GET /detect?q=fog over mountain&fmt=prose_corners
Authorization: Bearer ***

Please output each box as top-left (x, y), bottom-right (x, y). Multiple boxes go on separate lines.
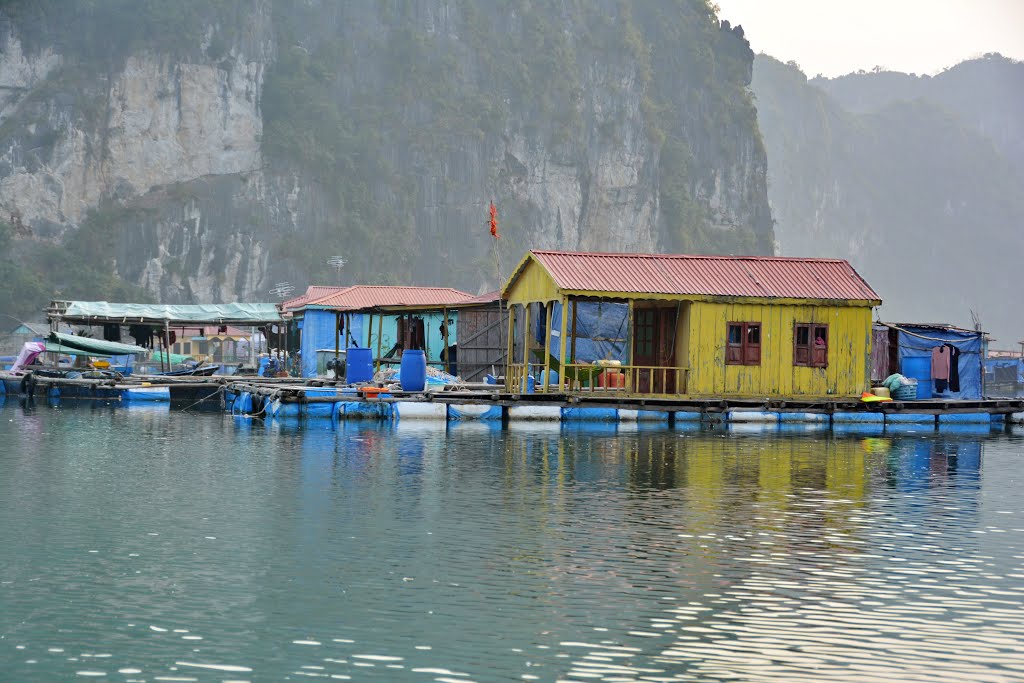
top-left (753, 53), bottom-right (1024, 345)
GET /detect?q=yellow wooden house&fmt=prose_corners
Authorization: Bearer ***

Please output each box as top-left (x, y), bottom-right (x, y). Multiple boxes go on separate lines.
top-left (501, 250), bottom-right (882, 398)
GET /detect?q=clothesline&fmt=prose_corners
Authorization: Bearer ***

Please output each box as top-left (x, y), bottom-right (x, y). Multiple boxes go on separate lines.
top-left (878, 322), bottom-right (981, 345)
top-left (901, 342), bottom-right (979, 355)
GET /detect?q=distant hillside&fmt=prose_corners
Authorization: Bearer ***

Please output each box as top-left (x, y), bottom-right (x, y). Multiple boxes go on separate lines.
top-left (753, 55), bottom-right (1024, 345)
top-left (814, 54), bottom-right (1024, 174)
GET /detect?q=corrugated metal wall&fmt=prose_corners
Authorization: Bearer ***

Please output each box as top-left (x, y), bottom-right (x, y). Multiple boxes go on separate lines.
top-left (686, 303), bottom-right (873, 397)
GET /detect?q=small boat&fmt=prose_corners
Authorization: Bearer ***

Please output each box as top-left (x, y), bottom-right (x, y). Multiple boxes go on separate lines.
top-left (161, 365), bottom-right (219, 377)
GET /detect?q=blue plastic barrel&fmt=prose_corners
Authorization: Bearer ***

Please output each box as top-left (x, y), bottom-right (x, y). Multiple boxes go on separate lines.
top-left (346, 347), bottom-right (374, 384)
top-left (901, 356), bottom-right (932, 399)
top-left (400, 349), bottom-right (427, 392)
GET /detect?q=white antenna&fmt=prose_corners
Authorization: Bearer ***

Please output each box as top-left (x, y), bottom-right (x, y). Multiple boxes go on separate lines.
top-left (270, 282), bottom-right (294, 299)
top-left (327, 256), bottom-right (346, 283)
top-left (970, 309), bottom-right (982, 332)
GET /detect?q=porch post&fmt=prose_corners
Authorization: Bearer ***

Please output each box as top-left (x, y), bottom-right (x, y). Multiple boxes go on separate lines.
top-left (505, 304), bottom-right (515, 392)
top-left (558, 296), bottom-right (569, 392)
top-left (375, 314), bottom-right (383, 373)
top-left (334, 312), bottom-right (340, 369)
top-left (163, 321), bottom-right (171, 372)
top-left (626, 299), bottom-right (635, 393)
top-left (542, 302), bottom-right (553, 393)
top-left (570, 299), bottom-right (578, 363)
top-left (522, 304), bottom-right (531, 392)
top-left (441, 306), bottom-right (450, 374)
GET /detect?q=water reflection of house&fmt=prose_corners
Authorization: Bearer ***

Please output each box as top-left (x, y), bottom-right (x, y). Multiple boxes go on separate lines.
top-left (502, 250), bottom-right (881, 398)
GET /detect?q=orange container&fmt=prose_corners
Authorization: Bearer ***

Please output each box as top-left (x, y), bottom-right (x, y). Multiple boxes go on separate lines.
top-left (596, 369), bottom-right (625, 389)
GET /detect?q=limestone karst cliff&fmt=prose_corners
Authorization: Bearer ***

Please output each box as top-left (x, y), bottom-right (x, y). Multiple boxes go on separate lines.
top-left (0, 0), bottom-right (772, 316)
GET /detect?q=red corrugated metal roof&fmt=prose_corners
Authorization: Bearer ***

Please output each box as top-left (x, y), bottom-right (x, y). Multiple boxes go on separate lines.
top-left (282, 286), bottom-right (349, 311)
top-left (304, 285), bottom-right (476, 311)
top-left (462, 290), bottom-right (502, 305)
top-left (525, 250), bottom-right (881, 302)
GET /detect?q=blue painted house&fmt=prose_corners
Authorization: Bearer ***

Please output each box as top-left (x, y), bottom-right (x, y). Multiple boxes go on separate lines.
top-left (282, 285), bottom-right (477, 378)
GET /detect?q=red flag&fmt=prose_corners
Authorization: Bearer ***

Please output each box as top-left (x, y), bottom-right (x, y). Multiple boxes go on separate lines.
top-left (489, 202), bottom-right (499, 239)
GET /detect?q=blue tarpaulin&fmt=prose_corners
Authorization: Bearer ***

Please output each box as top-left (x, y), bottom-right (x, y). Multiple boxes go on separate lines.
top-left (548, 301), bottom-right (629, 362)
top-left (984, 358), bottom-right (1024, 397)
top-left (299, 310), bottom-right (365, 378)
top-left (895, 325), bottom-right (984, 400)
top-left (297, 309), bottom-right (456, 378)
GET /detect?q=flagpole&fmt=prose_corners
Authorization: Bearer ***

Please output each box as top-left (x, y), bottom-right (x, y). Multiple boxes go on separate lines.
top-left (489, 201), bottom-right (503, 381)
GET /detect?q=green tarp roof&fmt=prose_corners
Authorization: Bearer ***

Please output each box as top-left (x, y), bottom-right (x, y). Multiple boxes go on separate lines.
top-left (149, 350), bottom-right (194, 365)
top-left (55, 301), bottom-right (282, 325)
top-left (48, 332), bottom-right (148, 356)
top-left (44, 342), bottom-right (114, 358)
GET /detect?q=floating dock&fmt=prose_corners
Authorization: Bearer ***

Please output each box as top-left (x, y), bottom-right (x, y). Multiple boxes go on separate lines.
top-left (2, 372), bottom-right (1022, 428)
top-left (224, 379), bottom-right (1024, 429)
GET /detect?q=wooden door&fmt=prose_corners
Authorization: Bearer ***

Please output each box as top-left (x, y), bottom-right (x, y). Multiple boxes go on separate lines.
top-left (633, 307), bottom-right (678, 393)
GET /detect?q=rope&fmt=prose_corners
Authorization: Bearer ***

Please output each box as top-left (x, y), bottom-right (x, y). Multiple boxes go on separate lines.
top-left (879, 322), bottom-right (981, 345)
top-left (177, 385), bottom-right (224, 412)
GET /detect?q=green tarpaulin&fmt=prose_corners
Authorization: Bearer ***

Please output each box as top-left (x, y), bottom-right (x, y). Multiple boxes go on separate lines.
top-left (48, 332), bottom-right (148, 356)
top-left (58, 301), bottom-right (282, 324)
top-left (44, 342), bottom-right (114, 358)
top-left (150, 351), bottom-right (194, 365)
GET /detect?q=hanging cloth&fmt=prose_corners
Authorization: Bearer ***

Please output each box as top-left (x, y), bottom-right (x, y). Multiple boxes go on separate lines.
top-left (931, 346), bottom-right (950, 392)
top-left (946, 343), bottom-right (961, 393)
top-left (128, 324), bottom-right (152, 349)
top-left (103, 324), bottom-right (121, 342)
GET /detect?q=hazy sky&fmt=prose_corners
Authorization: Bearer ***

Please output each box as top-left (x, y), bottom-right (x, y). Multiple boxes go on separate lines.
top-left (714, 0), bottom-right (1024, 77)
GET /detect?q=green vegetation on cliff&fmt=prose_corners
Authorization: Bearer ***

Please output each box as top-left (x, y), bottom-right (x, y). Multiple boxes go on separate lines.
top-left (0, 0), bottom-right (773, 321)
top-left (259, 0), bottom-right (772, 285)
top-left (0, 205), bottom-right (151, 321)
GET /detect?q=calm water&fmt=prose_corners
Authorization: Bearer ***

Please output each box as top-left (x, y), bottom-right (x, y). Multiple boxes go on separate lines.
top-left (2, 403), bottom-right (1024, 682)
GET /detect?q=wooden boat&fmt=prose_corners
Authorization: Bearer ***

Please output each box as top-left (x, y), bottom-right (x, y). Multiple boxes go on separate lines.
top-left (161, 364), bottom-right (219, 377)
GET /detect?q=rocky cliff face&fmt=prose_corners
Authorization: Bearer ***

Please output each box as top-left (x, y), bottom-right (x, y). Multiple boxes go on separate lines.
top-left (0, 0), bottom-right (772, 310)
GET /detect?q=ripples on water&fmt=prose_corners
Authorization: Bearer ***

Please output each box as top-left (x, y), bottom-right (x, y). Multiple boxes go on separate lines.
top-left (0, 404), bottom-right (1023, 681)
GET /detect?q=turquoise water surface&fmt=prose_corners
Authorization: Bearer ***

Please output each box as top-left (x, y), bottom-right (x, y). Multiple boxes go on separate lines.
top-left (2, 403), bottom-right (1023, 682)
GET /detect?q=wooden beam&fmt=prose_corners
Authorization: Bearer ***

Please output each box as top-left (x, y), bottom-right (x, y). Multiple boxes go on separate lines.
top-left (522, 304), bottom-right (531, 393)
top-left (626, 299), bottom-right (634, 393)
top-left (334, 312), bottom-right (340, 370)
top-left (558, 295), bottom-right (569, 392)
top-left (505, 305), bottom-right (515, 392)
top-left (570, 299), bottom-right (578, 363)
top-left (441, 306), bottom-right (450, 374)
top-left (375, 313), bottom-right (383, 373)
top-left (542, 302), bottom-right (553, 393)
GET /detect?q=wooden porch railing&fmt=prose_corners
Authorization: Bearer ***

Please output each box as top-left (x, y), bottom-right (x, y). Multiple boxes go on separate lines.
top-left (506, 362), bottom-right (688, 397)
